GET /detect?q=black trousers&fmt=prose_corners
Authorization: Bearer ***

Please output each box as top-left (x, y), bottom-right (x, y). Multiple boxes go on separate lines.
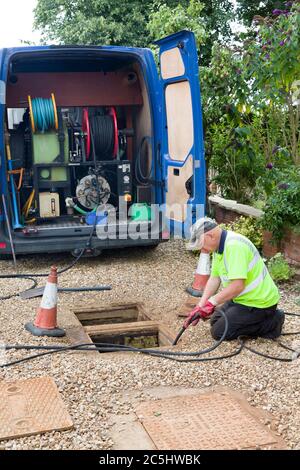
top-left (210, 301), bottom-right (284, 341)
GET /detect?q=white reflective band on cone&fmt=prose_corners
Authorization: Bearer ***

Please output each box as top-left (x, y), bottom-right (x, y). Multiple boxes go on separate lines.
top-left (40, 282), bottom-right (58, 309)
top-left (196, 252), bottom-right (211, 275)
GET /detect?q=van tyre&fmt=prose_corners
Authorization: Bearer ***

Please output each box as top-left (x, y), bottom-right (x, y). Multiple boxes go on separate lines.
top-left (71, 248), bottom-right (102, 258)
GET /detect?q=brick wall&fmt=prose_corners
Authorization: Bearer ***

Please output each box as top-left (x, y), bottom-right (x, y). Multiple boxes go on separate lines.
top-left (212, 206), bottom-right (241, 225)
top-left (210, 196), bottom-right (300, 265)
top-left (209, 196), bottom-right (263, 223)
top-left (282, 229), bottom-right (300, 265)
top-left (262, 231), bottom-right (280, 258)
top-left (262, 229), bottom-right (300, 264)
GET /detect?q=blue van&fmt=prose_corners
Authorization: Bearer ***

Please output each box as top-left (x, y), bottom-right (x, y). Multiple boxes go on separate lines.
top-left (0, 30), bottom-right (205, 257)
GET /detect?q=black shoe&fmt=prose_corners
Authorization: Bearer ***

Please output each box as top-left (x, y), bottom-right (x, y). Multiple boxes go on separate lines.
top-left (262, 309), bottom-right (285, 339)
top-left (277, 309), bottom-right (285, 335)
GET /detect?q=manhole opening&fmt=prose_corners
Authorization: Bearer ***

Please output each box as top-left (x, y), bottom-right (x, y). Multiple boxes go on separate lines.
top-left (88, 323), bottom-right (175, 353)
top-left (90, 329), bottom-right (160, 351)
top-left (73, 303), bottom-right (176, 353)
top-left (74, 303), bottom-right (149, 326)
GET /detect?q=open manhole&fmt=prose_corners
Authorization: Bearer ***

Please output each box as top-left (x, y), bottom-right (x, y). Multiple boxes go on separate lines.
top-left (74, 303), bottom-right (150, 326)
top-left (89, 323), bottom-right (175, 351)
top-left (73, 303), bottom-right (176, 352)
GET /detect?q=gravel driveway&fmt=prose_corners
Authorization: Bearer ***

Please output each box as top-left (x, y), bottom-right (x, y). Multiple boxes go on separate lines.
top-left (0, 240), bottom-right (299, 450)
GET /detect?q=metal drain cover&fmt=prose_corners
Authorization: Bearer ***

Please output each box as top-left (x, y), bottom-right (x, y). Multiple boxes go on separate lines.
top-left (135, 392), bottom-right (285, 450)
top-left (0, 376), bottom-right (73, 440)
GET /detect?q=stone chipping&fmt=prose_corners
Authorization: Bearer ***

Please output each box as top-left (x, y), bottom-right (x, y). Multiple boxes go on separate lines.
top-left (0, 240), bottom-right (299, 450)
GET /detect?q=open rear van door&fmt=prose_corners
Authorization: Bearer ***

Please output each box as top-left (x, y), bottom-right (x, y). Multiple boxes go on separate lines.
top-left (155, 30), bottom-right (206, 236)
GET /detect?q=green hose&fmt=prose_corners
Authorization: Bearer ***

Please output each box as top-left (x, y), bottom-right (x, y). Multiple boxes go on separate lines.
top-left (73, 204), bottom-right (97, 215)
top-left (31, 97), bottom-right (55, 132)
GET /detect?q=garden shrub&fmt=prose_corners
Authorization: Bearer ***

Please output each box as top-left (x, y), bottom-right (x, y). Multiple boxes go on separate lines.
top-left (267, 253), bottom-right (295, 282)
top-left (221, 216), bottom-right (263, 250)
top-left (261, 167), bottom-right (300, 241)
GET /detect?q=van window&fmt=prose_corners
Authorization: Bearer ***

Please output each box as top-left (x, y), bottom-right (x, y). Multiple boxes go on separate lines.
top-left (160, 48), bottom-right (185, 79)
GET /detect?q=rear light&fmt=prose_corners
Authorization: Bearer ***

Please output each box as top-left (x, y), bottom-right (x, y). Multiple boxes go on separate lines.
top-left (0, 243), bottom-right (7, 249)
top-left (124, 194), bottom-right (132, 202)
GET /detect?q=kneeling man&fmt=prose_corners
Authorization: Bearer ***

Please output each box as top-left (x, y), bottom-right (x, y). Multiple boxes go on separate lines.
top-left (185, 218), bottom-right (284, 340)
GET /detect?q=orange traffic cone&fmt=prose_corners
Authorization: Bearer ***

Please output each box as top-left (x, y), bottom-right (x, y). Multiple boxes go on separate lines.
top-left (25, 266), bottom-right (65, 337)
top-left (186, 251), bottom-right (210, 297)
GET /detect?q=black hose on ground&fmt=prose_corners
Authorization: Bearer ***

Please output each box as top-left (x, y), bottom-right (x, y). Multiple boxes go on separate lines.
top-left (2, 311), bottom-right (300, 368)
top-left (0, 214), bottom-right (97, 283)
top-left (0, 277), bottom-right (37, 301)
top-left (238, 337), bottom-right (300, 363)
top-left (0, 343), bottom-right (245, 369)
top-left (0, 234), bottom-right (92, 300)
top-left (0, 310), bottom-right (232, 368)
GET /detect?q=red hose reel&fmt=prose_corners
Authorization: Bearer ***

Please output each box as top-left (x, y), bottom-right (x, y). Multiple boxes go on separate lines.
top-left (82, 108), bottom-right (91, 158)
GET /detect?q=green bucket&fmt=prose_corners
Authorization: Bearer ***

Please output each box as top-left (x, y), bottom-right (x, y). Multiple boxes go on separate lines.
top-left (129, 203), bottom-right (151, 221)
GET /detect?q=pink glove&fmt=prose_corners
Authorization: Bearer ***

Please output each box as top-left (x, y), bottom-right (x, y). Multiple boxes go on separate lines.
top-left (183, 301), bottom-right (216, 329)
top-left (199, 300), bottom-right (216, 319)
top-left (183, 306), bottom-right (203, 328)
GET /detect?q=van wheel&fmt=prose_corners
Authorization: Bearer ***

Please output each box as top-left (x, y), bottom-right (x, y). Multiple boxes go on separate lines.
top-left (71, 248), bottom-right (102, 258)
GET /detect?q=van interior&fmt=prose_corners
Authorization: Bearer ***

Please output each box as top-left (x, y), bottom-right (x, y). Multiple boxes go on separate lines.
top-left (4, 49), bottom-right (154, 234)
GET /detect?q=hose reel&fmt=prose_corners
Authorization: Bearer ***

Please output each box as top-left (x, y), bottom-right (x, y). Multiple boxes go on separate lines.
top-left (28, 93), bottom-right (58, 133)
top-left (82, 108), bottom-right (91, 158)
top-left (88, 107), bottom-right (118, 160)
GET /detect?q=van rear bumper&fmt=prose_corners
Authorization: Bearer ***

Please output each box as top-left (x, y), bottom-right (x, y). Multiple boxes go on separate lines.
top-left (0, 221), bottom-right (167, 255)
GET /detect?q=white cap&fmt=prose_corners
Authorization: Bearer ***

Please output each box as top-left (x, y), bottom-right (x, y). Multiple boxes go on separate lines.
top-left (187, 217), bottom-right (217, 250)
